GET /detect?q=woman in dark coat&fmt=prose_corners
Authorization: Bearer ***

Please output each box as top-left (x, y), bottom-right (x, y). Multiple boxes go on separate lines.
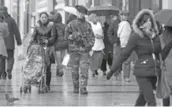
top-left (107, 9), bottom-right (164, 106)
top-left (30, 12), bottom-right (56, 91)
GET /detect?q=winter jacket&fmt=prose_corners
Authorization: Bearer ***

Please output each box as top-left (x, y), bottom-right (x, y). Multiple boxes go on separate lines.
top-left (30, 21), bottom-right (56, 64)
top-left (31, 22), bottom-right (56, 46)
top-left (4, 14), bottom-right (22, 50)
top-left (65, 18), bottom-right (94, 53)
top-left (0, 22), bottom-right (9, 57)
top-left (111, 9), bottom-right (163, 77)
top-left (52, 13), bottom-right (67, 50)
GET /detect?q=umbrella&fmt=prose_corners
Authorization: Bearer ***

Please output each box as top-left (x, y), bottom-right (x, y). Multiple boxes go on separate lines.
top-left (88, 6), bottom-right (119, 16)
top-left (56, 6), bottom-right (78, 16)
top-left (155, 9), bottom-right (172, 26)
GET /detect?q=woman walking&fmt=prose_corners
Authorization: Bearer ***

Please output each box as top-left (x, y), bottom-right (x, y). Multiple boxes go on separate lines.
top-left (88, 13), bottom-right (104, 77)
top-left (30, 12), bottom-right (56, 91)
top-left (107, 9), bottom-right (163, 106)
top-left (0, 12), bottom-right (9, 79)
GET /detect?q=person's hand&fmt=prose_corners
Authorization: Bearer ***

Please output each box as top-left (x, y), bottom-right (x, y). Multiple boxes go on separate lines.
top-left (43, 39), bottom-right (48, 44)
top-left (68, 34), bottom-right (73, 40)
top-left (106, 70), bottom-right (114, 80)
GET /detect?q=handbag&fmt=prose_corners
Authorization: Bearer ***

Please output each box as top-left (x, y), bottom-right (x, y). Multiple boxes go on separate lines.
top-left (156, 52), bottom-right (171, 99)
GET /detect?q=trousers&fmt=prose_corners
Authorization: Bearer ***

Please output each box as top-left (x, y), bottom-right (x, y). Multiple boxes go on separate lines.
top-left (69, 52), bottom-right (90, 89)
top-left (135, 76), bottom-right (157, 106)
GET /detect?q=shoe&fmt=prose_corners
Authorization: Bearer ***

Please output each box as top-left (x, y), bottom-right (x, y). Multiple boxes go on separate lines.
top-left (106, 71), bottom-right (113, 80)
top-left (56, 69), bottom-right (63, 77)
top-left (73, 87), bottom-right (79, 93)
top-left (124, 78), bottom-right (131, 82)
top-left (94, 70), bottom-right (98, 76)
top-left (80, 88), bottom-right (88, 94)
top-left (2, 72), bottom-right (7, 80)
top-left (8, 72), bottom-right (12, 79)
top-left (92, 73), bottom-right (95, 77)
top-left (103, 72), bottom-right (106, 75)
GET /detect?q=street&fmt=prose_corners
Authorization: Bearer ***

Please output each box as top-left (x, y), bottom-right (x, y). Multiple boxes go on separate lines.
top-left (0, 60), bottom-right (163, 106)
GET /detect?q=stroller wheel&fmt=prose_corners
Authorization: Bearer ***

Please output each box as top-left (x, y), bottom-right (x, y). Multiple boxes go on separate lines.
top-left (20, 87), bottom-right (23, 93)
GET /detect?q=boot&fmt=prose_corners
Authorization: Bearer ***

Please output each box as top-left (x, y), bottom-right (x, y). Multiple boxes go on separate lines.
top-left (73, 86), bottom-right (79, 93)
top-left (2, 71), bottom-right (7, 80)
top-left (56, 69), bottom-right (63, 77)
top-left (7, 70), bottom-right (12, 79)
top-left (80, 88), bottom-right (88, 94)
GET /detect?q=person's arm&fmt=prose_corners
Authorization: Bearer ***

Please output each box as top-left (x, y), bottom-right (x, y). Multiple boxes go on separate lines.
top-left (84, 23), bottom-right (95, 51)
top-left (47, 25), bottom-right (57, 46)
top-left (65, 22), bottom-right (74, 40)
top-left (4, 23), bottom-right (9, 38)
top-left (12, 19), bottom-right (22, 45)
top-left (107, 33), bottom-right (138, 79)
top-left (30, 28), bottom-right (37, 44)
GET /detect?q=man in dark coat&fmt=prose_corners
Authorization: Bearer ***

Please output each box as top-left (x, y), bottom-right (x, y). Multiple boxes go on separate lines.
top-left (65, 5), bottom-right (94, 94)
top-left (0, 6), bottom-right (22, 79)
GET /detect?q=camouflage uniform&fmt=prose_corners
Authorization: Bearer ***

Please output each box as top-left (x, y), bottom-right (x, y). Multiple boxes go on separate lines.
top-left (65, 19), bottom-right (94, 92)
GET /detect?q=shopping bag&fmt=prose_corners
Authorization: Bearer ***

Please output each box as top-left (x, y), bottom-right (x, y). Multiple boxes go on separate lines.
top-left (62, 53), bottom-right (70, 66)
top-left (156, 54), bottom-right (171, 99)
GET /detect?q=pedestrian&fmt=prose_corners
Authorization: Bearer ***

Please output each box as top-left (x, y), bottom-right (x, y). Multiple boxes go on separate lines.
top-left (30, 12), bottom-right (56, 91)
top-left (0, 12), bottom-right (9, 79)
top-left (65, 5), bottom-right (94, 94)
top-left (160, 26), bottom-right (172, 106)
top-left (117, 11), bottom-right (132, 82)
top-left (0, 6), bottom-right (22, 79)
top-left (66, 14), bottom-right (77, 25)
top-left (49, 11), bottom-right (67, 77)
top-left (107, 14), bottom-right (121, 77)
top-left (88, 13), bottom-right (104, 77)
top-left (101, 16), bottom-right (113, 75)
top-left (107, 9), bottom-right (162, 106)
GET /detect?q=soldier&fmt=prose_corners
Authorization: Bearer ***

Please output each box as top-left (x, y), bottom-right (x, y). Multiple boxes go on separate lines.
top-left (65, 5), bottom-right (94, 94)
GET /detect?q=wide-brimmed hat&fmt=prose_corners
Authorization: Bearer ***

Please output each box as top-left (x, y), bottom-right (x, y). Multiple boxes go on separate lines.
top-left (75, 5), bottom-right (88, 15)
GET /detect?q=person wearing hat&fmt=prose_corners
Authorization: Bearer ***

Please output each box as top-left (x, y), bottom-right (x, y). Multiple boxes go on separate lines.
top-left (0, 12), bottom-right (9, 79)
top-left (0, 6), bottom-right (22, 79)
top-left (117, 10), bottom-right (132, 82)
top-left (65, 5), bottom-right (94, 94)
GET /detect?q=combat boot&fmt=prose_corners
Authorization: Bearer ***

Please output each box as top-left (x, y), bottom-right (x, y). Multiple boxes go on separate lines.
top-left (73, 86), bottom-right (79, 93)
top-left (80, 88), bottom-right (88, 94)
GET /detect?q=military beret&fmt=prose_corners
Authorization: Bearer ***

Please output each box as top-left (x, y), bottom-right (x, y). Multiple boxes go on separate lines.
top-left (75, 5), bottom-right (88, 15)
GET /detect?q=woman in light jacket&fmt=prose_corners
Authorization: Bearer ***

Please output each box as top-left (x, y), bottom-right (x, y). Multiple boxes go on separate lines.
top-left (88, 13), bottom-right (105, 76)
top-left (0, 12), bottom-right (9, 79)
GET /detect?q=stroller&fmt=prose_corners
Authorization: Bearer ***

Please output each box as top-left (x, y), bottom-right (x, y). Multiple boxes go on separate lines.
top-left (20, 43), bottom-right (48, 94)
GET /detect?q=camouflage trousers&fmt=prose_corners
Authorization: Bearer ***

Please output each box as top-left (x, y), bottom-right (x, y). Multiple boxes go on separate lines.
top-left (68, 52), bottom-right (90, 89)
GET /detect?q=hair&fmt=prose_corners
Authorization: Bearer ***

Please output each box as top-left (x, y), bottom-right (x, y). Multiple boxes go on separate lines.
top-left (0, 12), bottom-right (4, 20)
top-left (39, 12), bottom-right (49, 18)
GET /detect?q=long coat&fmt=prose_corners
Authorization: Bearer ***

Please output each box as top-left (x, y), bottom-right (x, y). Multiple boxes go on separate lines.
top-left (0, 22), bottom-right (9, 57)
top-left (111, 9), bottom-right (162, 77)
top-left (4, 14), bottom-right (21, 50)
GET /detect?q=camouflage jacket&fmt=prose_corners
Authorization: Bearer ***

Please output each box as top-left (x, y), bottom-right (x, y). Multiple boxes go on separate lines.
top-left (65, 19), bottom-right (94, 53)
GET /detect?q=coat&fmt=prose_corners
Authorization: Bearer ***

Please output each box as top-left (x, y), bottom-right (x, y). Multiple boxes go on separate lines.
top-left (52, 13), bottom-right (67, 51)
top-left (65, 18), bottom-right (95, 53)
top-left (111, 9), bottom-right (162, 77)
top-left (4, 14), bottom-right (21, 50)
top-left (31, 22), bottom-right (56, 64)
top-left (160, 27), bottom-right (172, 86)
top-left (0, 22), bottom-right (9, 57)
